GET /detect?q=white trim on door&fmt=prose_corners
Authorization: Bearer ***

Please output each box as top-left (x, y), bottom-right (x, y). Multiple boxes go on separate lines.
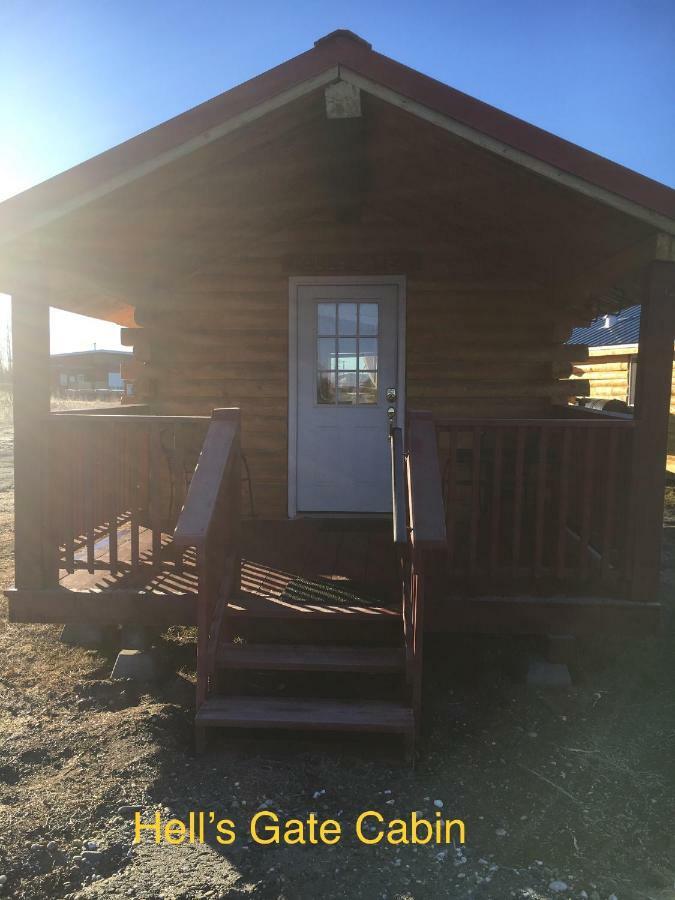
top-left (287, 275), bottom-right (406, 518)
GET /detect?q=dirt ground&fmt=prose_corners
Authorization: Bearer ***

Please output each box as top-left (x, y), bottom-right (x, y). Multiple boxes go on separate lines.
top-left (1, 409), bottom-right (674, 900)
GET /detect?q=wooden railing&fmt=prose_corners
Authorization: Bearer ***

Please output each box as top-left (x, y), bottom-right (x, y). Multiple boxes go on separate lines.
top-left (42, 410), bottom-right (209, 579)
top-left (173, 409), bottom-right (241, 741)
top-left (431, 413), bottom-right (635, 595)
top-left (403, 413), bottom-right (446, 726)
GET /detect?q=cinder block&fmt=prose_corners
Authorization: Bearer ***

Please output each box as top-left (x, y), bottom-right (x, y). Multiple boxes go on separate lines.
top-left (110, 649), bottom-right (159, 681)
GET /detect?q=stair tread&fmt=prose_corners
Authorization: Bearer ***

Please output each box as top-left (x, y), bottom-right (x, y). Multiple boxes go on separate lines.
top-left (196, 696), bottom-right (414, 732)
top-left (228, 590), bottom-right (400, 621)
top-left (217, 643), bottom-right (405, 672)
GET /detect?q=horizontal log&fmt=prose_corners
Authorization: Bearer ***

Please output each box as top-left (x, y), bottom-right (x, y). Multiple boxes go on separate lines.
top-left (141, 362), bottom-right (288, 381)
top-left (160, 378), bottom-right (287, 400)
top-left (407, 380), bottom-right (589, 399)
top-left (143, 345), bottom-right (287, 364)
top-left (409, 344), bottom-right (588, 363)
top-left (6, 589), bottom-right (197, 625)
top-left (575, 362), bottom-right (629, 374)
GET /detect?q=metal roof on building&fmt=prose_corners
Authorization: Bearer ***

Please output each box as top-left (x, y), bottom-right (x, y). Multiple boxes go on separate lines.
top-left (569, 305), bottom-right (640, 347)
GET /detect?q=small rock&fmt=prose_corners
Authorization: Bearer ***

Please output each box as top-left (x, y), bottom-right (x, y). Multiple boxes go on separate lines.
top-left (30, 843), bottom-right (44, 852)
top-left (84, 840), bottom-right (98, 851)
top-left (434, 799), bottom-right (444, 809)
top-left (47, 841), bottom-right (58, 852)
top-left (312, 790), bottom-right (326, 800)
top-left (81, 850), bottom-right (103, 866)
top-left (549, 881), bottom-right (569, 893)
top-left (495, 828), bottom-right (507, 837)
top-left (0, 875), bottom-right (6, 885)
top-left (608, 895), bottom-right (618, 900)
top-left (118, 805), bottom-right (142, 817)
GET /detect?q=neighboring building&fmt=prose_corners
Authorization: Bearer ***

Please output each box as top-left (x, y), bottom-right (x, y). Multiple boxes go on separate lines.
top-left (570, 305), bottom-right (675, 467)
top-left (50, 348), bottom-right (132, 393)
top-left (569, 306), bottom-right (641, 406)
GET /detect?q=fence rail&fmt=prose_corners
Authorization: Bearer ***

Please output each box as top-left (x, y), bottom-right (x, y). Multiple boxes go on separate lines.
top-left (42, 412), bottom-right (210, 579)
top-left (430, 414), bottom-right (635, 595)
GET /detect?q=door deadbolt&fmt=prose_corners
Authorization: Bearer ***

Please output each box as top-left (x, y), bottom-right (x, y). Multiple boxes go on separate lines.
top-left (386, 388), bottom-right (397, 403)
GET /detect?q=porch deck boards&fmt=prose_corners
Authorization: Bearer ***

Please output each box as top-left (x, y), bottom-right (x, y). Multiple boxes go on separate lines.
top-left (58, 517), bottom-right (401, 617)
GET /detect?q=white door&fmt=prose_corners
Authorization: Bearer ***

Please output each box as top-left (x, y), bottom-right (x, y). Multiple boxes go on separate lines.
top-left (293, 281), bottom-right (402, 513)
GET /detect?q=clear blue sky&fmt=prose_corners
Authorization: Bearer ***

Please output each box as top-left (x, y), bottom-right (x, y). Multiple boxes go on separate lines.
top-left (0, 0), bottom-right (674, 352)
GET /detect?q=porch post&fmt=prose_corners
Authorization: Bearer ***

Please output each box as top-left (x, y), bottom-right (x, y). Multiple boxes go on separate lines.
top-left (628, 260), bottom-right (675, 601)
top-left (11, 296), bottom-right (50, 589)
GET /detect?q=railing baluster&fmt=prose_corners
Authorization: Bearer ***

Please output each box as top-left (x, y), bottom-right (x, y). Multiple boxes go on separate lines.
top-left (601, 427), bottom-right (618, 581)
top-left (534, 426), bottom-right (548, 578)
top-left (512, 426), bottom-right (525, 572)
top-left (445, 427), bottom-right (457, 570)
top-left (108, 421), bottom-right (119, 575)
top-left (84, 426), bottom-right (95, 574)
top-left (556, 427), bottom-right (571, 579)
top-left (469, 427), bottom-right (481, 574)
top-left (580, 427), bottom-right (595, 578)
top-left (489, 428), bottom-right (503, 573)
top-left (150, 425), bottom-right (163, 566)
top-left (64, 423), bottom-right (75, 574)
top-left (130, 427), bottom-right (141, 572)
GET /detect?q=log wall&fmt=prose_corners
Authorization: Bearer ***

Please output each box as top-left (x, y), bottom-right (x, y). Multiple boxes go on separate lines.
top-left (123, 223), bottom-right (589, 519)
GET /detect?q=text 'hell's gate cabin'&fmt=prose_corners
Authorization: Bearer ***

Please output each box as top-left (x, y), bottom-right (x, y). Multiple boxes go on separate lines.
top-left (1, 31), bottom-right (675, 756)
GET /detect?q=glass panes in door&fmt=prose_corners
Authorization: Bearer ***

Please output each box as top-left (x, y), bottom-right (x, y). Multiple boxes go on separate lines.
top-left (316, 302), bottom-right (379, 405)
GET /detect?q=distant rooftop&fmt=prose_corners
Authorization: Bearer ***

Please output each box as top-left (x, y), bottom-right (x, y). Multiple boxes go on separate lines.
top-left (569, 305), bottom-right (640, 347)
top-left (50, 348), bottom-right (131, 359)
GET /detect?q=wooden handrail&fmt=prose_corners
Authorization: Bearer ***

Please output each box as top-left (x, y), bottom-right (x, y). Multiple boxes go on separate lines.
top-left (406, 412), bottom-right (446, 550)
top-left (49, 404), bottom-right (152, 416)
top-left (173, 408), bottom-right (241, 549)
top-left (390, 426), bottom-right (407, 546)
top-left (434, 416), bottom-right (635, 429)
top-left (47, 413), bottom-right (210, 424)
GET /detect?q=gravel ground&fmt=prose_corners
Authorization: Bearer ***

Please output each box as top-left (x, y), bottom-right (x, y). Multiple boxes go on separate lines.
top-left (1, 416), bottom-right (674, 900)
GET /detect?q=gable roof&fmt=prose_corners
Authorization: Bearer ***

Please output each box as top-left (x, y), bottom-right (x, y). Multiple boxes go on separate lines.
top-left (569, 305), bottom-right (640, 347)
top-left (0, 29), bottom-right (674, 247)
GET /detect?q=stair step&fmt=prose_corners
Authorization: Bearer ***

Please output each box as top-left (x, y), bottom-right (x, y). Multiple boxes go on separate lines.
top-left (228, 591), bottom-right (400, 621)
top-left (217, 644), bottom-right (405, 673)
top-left (196, 696), bottom-right (414, 733)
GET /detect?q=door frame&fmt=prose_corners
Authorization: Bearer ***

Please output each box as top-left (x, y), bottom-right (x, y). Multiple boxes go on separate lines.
top-left (287, 275), bottom-right (407, 518)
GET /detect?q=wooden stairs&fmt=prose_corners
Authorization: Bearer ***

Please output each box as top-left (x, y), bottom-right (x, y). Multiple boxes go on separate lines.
top-left (195, 583), bottom-right (416, 759)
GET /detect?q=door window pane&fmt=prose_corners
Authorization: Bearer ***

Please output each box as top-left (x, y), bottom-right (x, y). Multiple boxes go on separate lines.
top-left (317, 303), bottom-right (336, 336)
top-left (317, 371), bottom-right (336, 403)
top-left (337, 338), bottom-right (357, 370)
top-left (338, 303), bottom-right (358, 336)
top-left (359, 303), bottom-right (378, 336)
top-left (358, 371), bottom-right (378, 404)
top-left (337, 371), bottom-right (357, 404)
top-left (358, 338), bottom-right (378, 372)
top-left (317, 338), bottom-right (336, 371)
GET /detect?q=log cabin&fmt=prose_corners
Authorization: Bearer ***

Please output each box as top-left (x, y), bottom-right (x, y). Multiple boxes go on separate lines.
top-left (569, 307), bottom-right (675, 469)
top-left (1, 31), bottom-right (674, 756)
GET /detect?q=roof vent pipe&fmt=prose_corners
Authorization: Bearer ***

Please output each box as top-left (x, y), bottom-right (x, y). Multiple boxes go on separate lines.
top-left (603, 314), bottom-right (618, 328)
